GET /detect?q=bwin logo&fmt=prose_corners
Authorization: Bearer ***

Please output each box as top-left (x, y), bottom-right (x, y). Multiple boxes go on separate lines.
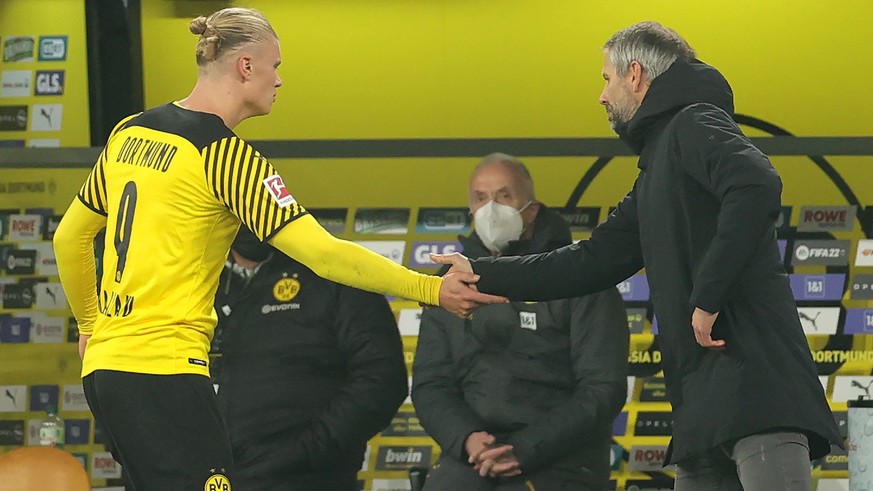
top-left (385, 448), bottom-right (423, 464)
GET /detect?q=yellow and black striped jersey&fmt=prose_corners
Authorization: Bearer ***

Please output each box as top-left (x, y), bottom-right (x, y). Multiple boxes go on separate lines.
top-left (76, 102), bottom-right (307, 376)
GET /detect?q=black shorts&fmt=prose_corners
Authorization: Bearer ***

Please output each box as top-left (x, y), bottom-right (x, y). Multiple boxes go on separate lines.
top-left (83, 369), bottom-right (234, 491)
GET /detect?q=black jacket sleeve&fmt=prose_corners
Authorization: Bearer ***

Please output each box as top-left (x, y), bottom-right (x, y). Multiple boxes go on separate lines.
top-left (472, 186), bottom-right (645, 301)
top-left (285, 287), bottom-right (408, 466)
top-left (504, 288), bottom-right (629, 472)
top-left (675, 105), bottom-right (783, 313)
top-left (411, 307), bottom-right (488, 461)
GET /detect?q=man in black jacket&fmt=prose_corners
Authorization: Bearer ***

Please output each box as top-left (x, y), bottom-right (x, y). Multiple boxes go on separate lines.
top-left (434, 23), bottom-right (841, 490)
top-left (212, 228), bottom-right (408, 491)
top-left (413, 153), bottom-right (628, 490)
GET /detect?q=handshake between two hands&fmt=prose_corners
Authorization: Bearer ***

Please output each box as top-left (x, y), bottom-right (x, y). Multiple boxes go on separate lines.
top-left (465, 431), bottom-right (522, 478)
top-left (431, 253), bottom-right (509, 319)
top-left (433, 254), bottom-right (726, 350)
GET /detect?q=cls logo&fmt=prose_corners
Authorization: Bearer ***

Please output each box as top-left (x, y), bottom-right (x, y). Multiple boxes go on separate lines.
top-left (35, 71), bottom-right (64, 96)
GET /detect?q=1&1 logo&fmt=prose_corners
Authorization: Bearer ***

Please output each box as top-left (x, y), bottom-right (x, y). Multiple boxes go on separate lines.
top-left (204, 473), bottom-right (231, 491)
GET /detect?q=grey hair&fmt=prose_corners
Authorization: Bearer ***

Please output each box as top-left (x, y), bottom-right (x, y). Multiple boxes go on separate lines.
top-left (603, 21), bottom-right (696, 82)
top-left (473, 153), bottom-right (536, 200)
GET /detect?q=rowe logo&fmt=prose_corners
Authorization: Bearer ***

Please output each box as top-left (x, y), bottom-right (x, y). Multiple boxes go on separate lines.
top-left (12, 219), bottom-right (35, 234)
top-left (627, 445), bottom-right (668, 471)
top-left (797, 206), bottom-right (856, 232)
top-left (375, 445), bottom-right (432, 470)
top-left (90, 452), bottom-right (121, 479)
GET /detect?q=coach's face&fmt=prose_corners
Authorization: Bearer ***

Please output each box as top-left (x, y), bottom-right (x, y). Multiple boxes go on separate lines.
top-left (599, 52), bottom-right (640, 131)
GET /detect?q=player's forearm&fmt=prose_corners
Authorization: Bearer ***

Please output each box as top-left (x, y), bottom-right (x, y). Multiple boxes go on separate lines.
top-left (53, 199), bottom-right (106, 335)
top-left (269, 216), bottom-right (442, 304)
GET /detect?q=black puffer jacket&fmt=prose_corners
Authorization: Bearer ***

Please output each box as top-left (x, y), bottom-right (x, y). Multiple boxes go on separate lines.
top-left (213, 254), bottom-right (407, 490)
top-left (412, 206), bottom-right (628, 487)
top-left (471, 60), bottom-right (842, 464)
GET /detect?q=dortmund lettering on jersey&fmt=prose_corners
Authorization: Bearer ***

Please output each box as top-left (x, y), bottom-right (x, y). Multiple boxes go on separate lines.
top-left (115, 135), bottom-right (178, 172)
top-left (74, 103), bottom-right (307, 377)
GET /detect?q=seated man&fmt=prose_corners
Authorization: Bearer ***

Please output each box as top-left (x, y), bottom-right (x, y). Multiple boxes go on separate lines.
top-left (212, 228), bottom-right (408, 491)
top-left (412, 153), bottom-right (629, 491)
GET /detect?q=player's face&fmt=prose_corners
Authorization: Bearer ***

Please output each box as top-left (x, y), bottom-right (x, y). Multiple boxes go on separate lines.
top-left (246, 37), bottom-right (283, 116)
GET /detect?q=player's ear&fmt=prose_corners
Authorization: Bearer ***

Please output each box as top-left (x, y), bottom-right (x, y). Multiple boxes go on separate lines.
top-left (237, 54), bottom-right (253, 80)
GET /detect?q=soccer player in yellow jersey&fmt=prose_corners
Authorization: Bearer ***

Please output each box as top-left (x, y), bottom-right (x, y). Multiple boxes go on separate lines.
top-left (53, 7), bottom-right (504, 490)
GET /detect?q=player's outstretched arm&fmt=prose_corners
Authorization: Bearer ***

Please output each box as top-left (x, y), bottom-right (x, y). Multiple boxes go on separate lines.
top-left (268, 215), bottom-right (506, 315)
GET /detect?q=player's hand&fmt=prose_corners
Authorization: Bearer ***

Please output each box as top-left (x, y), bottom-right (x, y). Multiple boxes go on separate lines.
top-left (433, 252), bottom-right (507, 318)
top-left (439, 272), bottom-right (507, 318)
top-left (78, 334), bottom-right (91, 360)
top-left (691, 307), bottom-right (725, 349)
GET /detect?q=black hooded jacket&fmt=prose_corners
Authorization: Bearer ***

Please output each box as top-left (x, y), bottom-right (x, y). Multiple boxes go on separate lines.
top-left (412, 206), bottom-right (628, 486)
top-left (213, 253), bottom-right (407, 490)
top-left (470, 60), bottom-right (841, 464)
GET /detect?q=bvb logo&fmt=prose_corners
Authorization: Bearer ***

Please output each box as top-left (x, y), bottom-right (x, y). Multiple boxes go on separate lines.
top-left (273, 278), bottom-right (301, 302)
top-left (204, 473), bottom-right (231, 491)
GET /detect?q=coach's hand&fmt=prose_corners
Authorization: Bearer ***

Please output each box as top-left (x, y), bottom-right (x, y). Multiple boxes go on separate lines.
top-left (431, 252), bottom-right (474, 275)
top-left (438, 269), bottom-right (507, 318)
top-left (691, 307), bottom-right (725, 349)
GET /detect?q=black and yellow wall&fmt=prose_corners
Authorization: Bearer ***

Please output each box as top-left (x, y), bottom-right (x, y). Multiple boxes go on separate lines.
top-left (0, 1), bottom-right (871, 490)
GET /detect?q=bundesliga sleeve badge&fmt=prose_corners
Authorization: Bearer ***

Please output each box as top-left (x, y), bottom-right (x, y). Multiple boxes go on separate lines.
top-left (263, 174), bottom-right (296, 207)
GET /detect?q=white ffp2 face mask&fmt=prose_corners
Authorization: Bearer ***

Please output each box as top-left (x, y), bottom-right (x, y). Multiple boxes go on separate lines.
top-left (473, 200), bottom-right (531, 253)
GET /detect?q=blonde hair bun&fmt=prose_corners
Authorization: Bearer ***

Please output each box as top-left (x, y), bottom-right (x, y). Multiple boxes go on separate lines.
top-left (189, 8), bottom-right (276, 66)
top-left (189, 16), bottom-right (208, 36)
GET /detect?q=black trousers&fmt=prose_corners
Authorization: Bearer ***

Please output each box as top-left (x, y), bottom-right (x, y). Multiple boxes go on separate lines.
top-left (422, 457), bottom-right (598, 491)
top-left (234, 469), bottom-right (359, 491)
top-left (83, 370), bottom-right (235, 491)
